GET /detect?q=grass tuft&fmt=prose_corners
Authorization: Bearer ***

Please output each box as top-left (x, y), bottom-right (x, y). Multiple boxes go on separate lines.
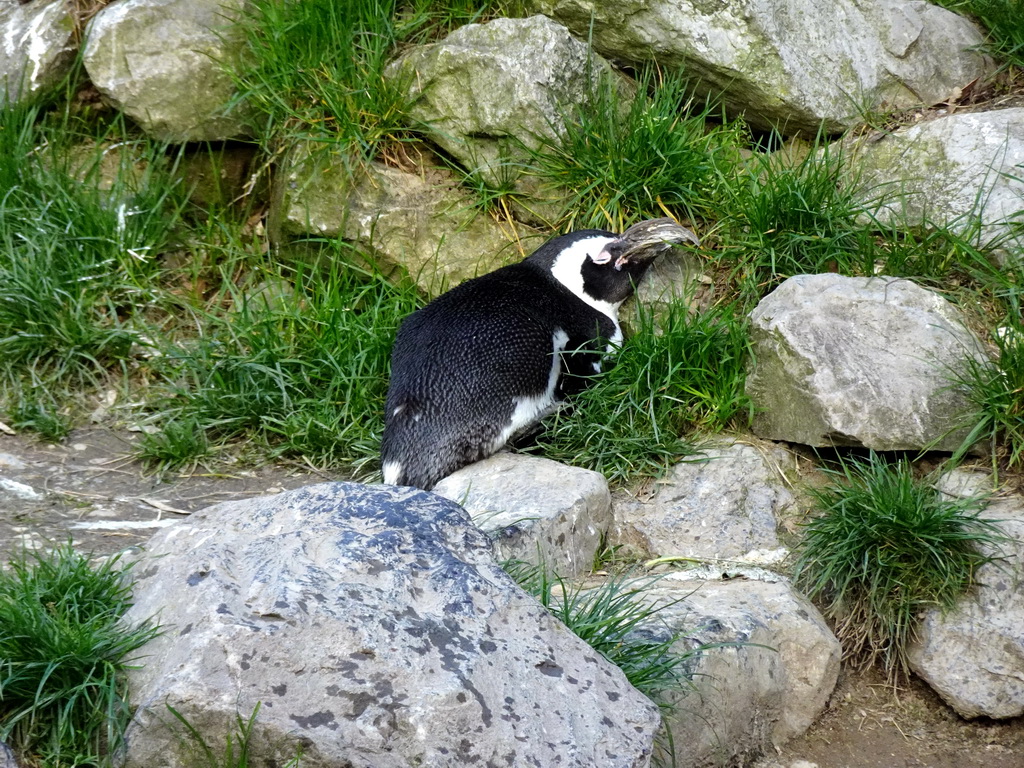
top-left (0, 104), bottom-right (187, 384)
top-left (528, 300), bottom-right (751, 484)
top-left (0, 542), bottom-right (160, 765)
top-left (952, 316), bottom-right (1024, 477)
top-left (525, 68), bottom-right (737, 231)
top-left (715, 138), bottom-right (871, 301)
top-left (147, 255), bottom-right (421, 472)
top-left (792, 452), bottom-right (1005, 680)
top-left (166, 701), bottom-right (303, 768)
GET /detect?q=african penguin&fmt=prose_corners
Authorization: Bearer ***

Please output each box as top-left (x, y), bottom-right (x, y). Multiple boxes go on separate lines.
top-left (380, 217), bottom-right (700, 490)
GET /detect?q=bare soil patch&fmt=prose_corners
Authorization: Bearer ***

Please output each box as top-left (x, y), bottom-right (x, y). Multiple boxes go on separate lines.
top-left (757, 667), bottom-right (1024, 768)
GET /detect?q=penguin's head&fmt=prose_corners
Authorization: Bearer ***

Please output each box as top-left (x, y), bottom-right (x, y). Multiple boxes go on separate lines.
top-left (542, 218), bottom-right (699, 312)
top-left (585, 218), bottom-right (700, 304)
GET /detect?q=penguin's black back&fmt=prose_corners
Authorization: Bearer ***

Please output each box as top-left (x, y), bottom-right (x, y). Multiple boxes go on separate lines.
top-left (382, 233), bottom-right (618, 489)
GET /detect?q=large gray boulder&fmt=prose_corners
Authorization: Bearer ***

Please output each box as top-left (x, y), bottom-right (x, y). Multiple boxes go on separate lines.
top-left (611, 439), bottom-right (795, 562)
top-left (746, 274), bottom-right (989, 452)
top-left (432, 452), bottom-right (611, 579)
top-left (527, 0), bottom-right (990, 134)
top-left (0, 0), bottom-right (76, 105)
top-left (908, 471), bottom-right (1024, 719)
top-left (387, 15), bottom-right (619, 186)
top-left (83, 0), bottom-right (250, 142)
top-left (269, 147), bottom-right (535, 296)
top-left (645, 572), bottom-right (841, 767)
top-left (120, 482), bottom-right (661, 768)
top-left (851, 108), bottom-right (1024, 253)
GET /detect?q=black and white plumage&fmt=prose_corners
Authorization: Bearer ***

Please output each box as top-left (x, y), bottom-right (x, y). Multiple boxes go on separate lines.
top-left (380, 218), bottom-right (699, 489)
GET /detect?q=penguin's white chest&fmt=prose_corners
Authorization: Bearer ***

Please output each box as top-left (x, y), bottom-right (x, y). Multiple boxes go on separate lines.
top-left (490, 328), bottom-right (570, 453)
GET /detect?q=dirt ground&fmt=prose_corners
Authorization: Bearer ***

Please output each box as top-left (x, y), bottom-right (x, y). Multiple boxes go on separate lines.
top-left (2, 427), bottom-right (1023, 768)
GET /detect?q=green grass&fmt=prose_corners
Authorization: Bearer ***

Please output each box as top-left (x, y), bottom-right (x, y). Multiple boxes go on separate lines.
top-left (146, 253), bottom-right (421, 472)
top-left (714, 138), bottom-right (873, 301)
top-left (0, 543), bottom-right (160, 766)
top-left (527, 300), bottom-right (752, 484)
top-left (136, 416), bottom-right (212, 473)
top-left (525, 68), bottom-right (740, 231)
top-left (0, 103), bottom-right (187, 386)
top-left (932, 0), bottom-right (1024, 69)
top-left (6, 395), bottom-right (73, 443)
top-left (232, 0), bottom-right (514, 159)
top-left (792, 453), bottom-right (1005, 681)
top-left (952, 316), bottom-right (1024, 477)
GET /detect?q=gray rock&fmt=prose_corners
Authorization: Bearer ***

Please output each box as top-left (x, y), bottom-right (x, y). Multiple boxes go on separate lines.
top-left (0, 0), bottom-right (76, 106)
top-left (0, 739), bottom-right (17, 768)
top-left (387, 15), bottom-right (619, 186)
top-left (620, 248), bottom-right (708, 336)
top-left (269, 147), bottom-right (536, 297)
top-left (612, 439), bottom-right (795, 562)
top-left (851, 108), bottom-right (1024, 255)
top-left (644, 573), bottom-right (841, 766)
top-left (746, 274), bottom-right (989, 452)
top-left (528, 0), bottom-right (991, 134)
top-left (120, 482), bottom-right (660, 768)
top-left (83, 0), bottom-right (250, 142)
top-left (432, 453), bottom-right (611, 578)
top-left (908, 472), bottom-right (1024, 719)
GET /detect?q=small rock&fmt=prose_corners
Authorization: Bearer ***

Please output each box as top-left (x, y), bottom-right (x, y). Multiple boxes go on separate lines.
top-left (612, 439), bottom-right (795, 561)
top-left (643, 574), bottom-right (841, 766)
top-left (0, 453), bottom-right (27, 469)
top-left (0, 478), bottom-right (43, 500)
top-left (432, 453), bottom-right (611, 578)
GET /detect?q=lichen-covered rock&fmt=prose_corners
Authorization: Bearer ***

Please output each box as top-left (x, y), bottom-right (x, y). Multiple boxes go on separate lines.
top-left (386, 15), bottom-right (620, 186)
top-left (908, 471), bottom-right (1024, 719)
top-left (269, 146), bottom-right (535, 296)
top-left (83, 0), bottom-right (250, 142)
top-left (527, 0), bottom-right (990, 134)
top-left (611, 439), bottom-right (794, 562)
top-left (432, 453), bottom-right (611, 578)
top-left (0, 0), bottom-right (77, 106)
top-left (643, 572), bottom-right (841, 766)
top-left (850, 108), bottom-right (1024, 253)
top-left (746, 274), bottom-right (989, 452)
top-left (120, 482), bottom-right (660, 768)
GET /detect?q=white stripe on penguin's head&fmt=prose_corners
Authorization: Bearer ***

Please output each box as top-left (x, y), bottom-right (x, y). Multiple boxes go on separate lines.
top-left (548, 234), bottom-right (619, 320)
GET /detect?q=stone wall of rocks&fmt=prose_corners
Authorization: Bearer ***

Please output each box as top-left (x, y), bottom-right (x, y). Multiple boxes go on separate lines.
top-left (3, 0), bottom-right (1023, 767)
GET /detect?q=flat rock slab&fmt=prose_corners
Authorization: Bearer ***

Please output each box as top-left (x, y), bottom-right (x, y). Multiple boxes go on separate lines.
top-left (270, 151), bottom-right (534, 297)
top-left (432, 452), bottom-right (611, 578)
top-left (611, 439), bottom-right (794, 561)
top-left (120, 482), bottom-right (660, 768)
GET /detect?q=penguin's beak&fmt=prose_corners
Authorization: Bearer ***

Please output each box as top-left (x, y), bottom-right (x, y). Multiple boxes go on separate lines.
top-left (600, 218), bottom-right (700, 270)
